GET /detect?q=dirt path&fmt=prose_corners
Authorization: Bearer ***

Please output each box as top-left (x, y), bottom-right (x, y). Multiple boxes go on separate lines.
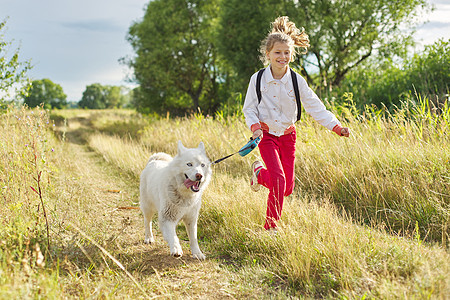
top-left (53, 114), bottom-right (259, 299)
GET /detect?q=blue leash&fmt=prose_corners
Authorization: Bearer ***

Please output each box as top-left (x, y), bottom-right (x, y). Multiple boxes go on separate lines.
top-left (211, 136), bottom-right (261, 165)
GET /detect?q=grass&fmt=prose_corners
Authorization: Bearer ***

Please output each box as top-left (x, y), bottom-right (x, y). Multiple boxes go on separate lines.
top-left (0, 106), bottom-right (62, 297)
top-left (0, 98), bottom-right (449, 298)
top-left (86, 98), bottom-right (449, 245)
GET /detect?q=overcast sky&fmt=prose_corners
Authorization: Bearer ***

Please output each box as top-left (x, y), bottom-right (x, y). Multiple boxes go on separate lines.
top-left (2, 0), bottom-right (450, 103)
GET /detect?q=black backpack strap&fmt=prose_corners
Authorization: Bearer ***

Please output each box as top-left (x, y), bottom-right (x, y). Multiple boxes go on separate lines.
top-left (290, 68), bottom-right (302, 121)
top-left (256, 67), bottom-right (302, 122)
top-left (256, 68), bottom-right (265, 104)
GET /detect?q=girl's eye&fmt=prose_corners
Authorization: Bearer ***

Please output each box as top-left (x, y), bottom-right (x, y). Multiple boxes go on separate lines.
top-left (187, 163), bottom-right (193, 167)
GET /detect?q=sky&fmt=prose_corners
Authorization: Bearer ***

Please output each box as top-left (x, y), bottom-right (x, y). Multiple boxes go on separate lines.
top-left (1, 0), bottom-right (450, 103)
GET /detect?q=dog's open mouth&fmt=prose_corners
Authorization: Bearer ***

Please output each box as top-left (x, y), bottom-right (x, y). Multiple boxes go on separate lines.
top-left (184, 175), bottom-right (201, 192)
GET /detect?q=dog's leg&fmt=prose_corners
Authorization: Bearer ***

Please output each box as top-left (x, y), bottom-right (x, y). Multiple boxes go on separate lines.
top-left (183, 215), bottom-right (205, 260)
top-left (143, 211), bottom-right (155, 244)
top-left (159, 218), bottom-right (183, 257)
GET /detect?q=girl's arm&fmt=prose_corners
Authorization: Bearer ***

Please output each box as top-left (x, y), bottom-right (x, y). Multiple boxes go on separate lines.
top-left (295, 72), bottom-right (348, 136)
top-left (242, 73), bottom-right (262, 137)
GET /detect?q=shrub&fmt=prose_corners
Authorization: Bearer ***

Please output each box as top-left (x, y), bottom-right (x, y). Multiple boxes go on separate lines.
top-left (339, 39), bottom-right (449, 109)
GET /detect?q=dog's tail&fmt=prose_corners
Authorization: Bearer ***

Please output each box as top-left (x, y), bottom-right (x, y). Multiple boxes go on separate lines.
top-left (146, 152), bottom-right (172, 165)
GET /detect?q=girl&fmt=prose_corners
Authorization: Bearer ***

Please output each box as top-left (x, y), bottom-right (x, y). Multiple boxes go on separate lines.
top-left (242, 16), bottom-right (350, 232)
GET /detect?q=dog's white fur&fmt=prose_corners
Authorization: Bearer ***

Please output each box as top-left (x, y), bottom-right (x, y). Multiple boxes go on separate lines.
top-left (140, 141), bottom-right (211, 260)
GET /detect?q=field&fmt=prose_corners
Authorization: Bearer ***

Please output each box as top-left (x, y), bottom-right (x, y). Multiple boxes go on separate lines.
top-left (0, 100), bottom-right (449, 299)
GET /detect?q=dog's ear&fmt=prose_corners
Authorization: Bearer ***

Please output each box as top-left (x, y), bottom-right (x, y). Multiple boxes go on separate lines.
top-left (177, 140), bottom-right (187, 153)
top-left (198, 141), bottom-right (205, 152)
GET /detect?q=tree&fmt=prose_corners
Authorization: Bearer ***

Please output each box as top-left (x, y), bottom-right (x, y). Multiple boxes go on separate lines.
top-left (0, 18), bottom-right (31, 106)
top-left (218, 0), bottom-right (430, 94)
top-left (297, 0), bottom-right (429, 90)
top-left (24, 79), bottom-right (67, 109)
top-left (217, 0), bottom-right (281, 92)
top-left (78, 83), bottom-right (127, 109)
top-left (78, 83), bottom-right (107, 109)
top-left (127, 0), bottom-right (221, 115)
top-left (105, 86), bottom-right (124, 108)
top-left (339, 39), bottom-right (450, 108)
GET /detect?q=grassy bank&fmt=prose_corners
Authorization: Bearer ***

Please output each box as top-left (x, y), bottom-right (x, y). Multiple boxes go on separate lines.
top-left (86, 99), bottom-right (449, 246)
top-left (1, 101), bottom-right (449, 298)
top-left (83, 98), bottom-right (448, 297)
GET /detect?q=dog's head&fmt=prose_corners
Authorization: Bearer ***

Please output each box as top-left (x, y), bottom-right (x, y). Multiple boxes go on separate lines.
top-left (176, 141), bottom-right (212, 193)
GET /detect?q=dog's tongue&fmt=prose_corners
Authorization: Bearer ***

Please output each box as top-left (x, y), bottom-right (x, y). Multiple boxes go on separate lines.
top-left (184, 178), bottom-right (198, 189)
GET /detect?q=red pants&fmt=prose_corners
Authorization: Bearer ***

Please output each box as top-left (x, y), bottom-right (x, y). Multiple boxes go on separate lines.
top-left (257, 130), bottom-right (296, 229)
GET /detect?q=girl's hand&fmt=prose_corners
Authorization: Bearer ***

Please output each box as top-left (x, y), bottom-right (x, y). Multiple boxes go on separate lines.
top-left (341, 127), bottom-right (350, 137)
top-left (332, 125), bottom-right (350, 137)
top-left (252, 129), bottom-right (263, 140)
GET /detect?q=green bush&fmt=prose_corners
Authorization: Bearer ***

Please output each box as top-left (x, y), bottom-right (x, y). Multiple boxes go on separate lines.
top-left (339, 39), bottom-right (449, 108)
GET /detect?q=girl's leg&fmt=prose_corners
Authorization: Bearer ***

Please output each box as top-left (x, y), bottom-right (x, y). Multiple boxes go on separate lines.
top-left (279, 131), bottom-right (296, 197)
top-left (258, 133), bottom-right (286, 230)
top-left (257, 131), bottom-right (297, 229)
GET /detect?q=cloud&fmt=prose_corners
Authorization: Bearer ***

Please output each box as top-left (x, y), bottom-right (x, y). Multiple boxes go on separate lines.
top-left (418, 21), bottom-right (450, 30)
top-left (61, 19), bottom-right (122, 32)
top-left (431, 0), bottom-right (450, 5)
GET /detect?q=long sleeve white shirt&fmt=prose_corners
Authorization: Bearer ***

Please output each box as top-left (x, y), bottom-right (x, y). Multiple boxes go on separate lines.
top-left (242, 66), bottom-right (341, 137)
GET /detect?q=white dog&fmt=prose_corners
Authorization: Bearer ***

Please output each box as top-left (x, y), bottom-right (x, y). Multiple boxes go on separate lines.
top-left (140, 141), bottom-right (212, 260)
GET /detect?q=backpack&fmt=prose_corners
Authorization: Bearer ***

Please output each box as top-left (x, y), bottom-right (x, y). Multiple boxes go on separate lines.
top-left (256, 67), bottom-right (302, 122)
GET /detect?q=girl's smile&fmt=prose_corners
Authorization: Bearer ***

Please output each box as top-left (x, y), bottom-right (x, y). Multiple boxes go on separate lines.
top-left (266, 41), bottom-right (292, 78)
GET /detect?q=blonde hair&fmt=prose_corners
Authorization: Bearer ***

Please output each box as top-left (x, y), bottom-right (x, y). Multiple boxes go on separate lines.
top-left (260, 16), bottom-right (310, 65)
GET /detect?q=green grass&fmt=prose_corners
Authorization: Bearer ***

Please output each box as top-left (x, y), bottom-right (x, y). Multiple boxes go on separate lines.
top-left (0, 106), bottom-right (63, 297)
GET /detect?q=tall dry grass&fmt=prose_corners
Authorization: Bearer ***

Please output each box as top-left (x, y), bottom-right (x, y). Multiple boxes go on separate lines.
top-left (83, 97), bottom-right (449, 298)
top-left (88, 98), bottom-right (449, 245)
top-left (0, 105), bottom-right (62, 296)
top-left (294, 98), bottom-right (449, 244)
top-left (1, 98), bottom-right (448, 298)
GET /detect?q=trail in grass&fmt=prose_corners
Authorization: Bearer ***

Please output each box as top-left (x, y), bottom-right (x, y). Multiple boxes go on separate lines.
top-left (55, 113), bottom-right (270, 299)
top-left (48, 110), bottom-right (449, 299)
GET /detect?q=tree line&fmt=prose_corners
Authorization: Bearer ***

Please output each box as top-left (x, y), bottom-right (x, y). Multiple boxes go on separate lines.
top-left (21, 79), bottom-right (131, 109)
top-left (125, 0), bottom-right (448, 115)
top-left (2, 1), bottom-right (449, 113)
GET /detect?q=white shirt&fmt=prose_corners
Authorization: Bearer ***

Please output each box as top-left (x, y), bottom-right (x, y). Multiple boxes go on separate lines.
top-left (242, 66), bottom-right (341, 136)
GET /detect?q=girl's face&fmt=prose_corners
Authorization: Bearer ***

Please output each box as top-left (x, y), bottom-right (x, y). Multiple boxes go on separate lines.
top-left (266, 42), bottom-right (292, 70)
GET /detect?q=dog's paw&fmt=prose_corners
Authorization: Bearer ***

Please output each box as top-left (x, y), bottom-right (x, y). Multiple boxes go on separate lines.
top-left (192, 252), bottom-right (206, 260)
top-left (171, 245), bottom-right (183, 257)
top-left (144, 237), bottom-right (155, 244)
top-left (171, 249), bottom-right (183, 258)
